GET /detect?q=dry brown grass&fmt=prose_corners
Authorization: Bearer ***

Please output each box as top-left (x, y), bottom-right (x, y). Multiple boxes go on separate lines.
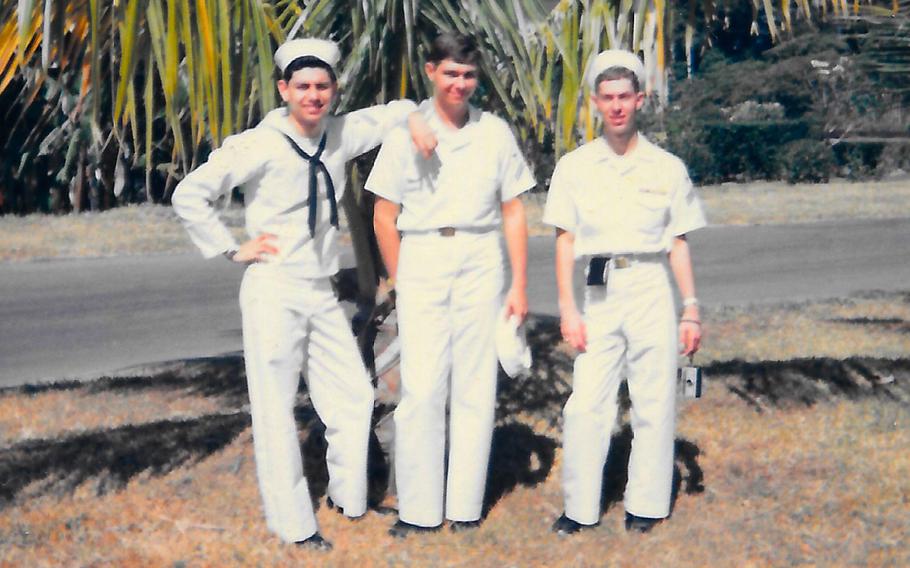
top-left (700, 291), bottom-right (910, 364)
top-left (696, 178), bottom-right (910, 226)
top-left (2, 293), bottom-right (909, 566)
top-left (0, 205), bottom-right (246, 262)
top-left (522, 178), bottom-right (910, 235)
top-left (2, 179), bottom-right (908, 262)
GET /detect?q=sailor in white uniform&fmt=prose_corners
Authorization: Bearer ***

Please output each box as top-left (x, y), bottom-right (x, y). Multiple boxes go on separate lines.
top-left (171, 38), bottom-right (435, 550)
top-left (365, 33), bottom-right (536, 537)
top-left (543, 50), bottom-right (706, 535)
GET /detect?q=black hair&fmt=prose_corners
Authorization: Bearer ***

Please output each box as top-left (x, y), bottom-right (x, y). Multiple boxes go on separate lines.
top-left (593, 66), bottom-right (641, 93)
top-left (426, 32), bottom-right (480, 66)
top-left (282, 55), bottom-right (337, 83)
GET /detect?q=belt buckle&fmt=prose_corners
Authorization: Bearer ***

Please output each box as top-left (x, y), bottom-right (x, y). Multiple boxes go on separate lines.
top-left (439, 227), bottom-right (456, 237)
top-left (614, 256), bottom-right (631, 269)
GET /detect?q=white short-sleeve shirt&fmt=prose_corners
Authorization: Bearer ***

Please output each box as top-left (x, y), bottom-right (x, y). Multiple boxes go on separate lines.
top-left (543, 135), bottom-right (706, 257)
top-left (172, 101), bottom-right (417, 276)
top-left (365, 101), bottom-right (535, 231)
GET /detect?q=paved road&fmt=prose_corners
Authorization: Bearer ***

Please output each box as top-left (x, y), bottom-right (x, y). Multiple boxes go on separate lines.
top-left (1, 218), bottom-right (908, 386)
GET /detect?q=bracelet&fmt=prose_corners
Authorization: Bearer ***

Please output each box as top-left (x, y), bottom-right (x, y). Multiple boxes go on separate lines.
top-left (682, 297), bottom-right (699, 307)
top-left (680, 318), bottom-right (701, 326)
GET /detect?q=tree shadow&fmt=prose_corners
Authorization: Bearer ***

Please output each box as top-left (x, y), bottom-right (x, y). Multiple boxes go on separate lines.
top-left (704, 356), bottom-right (910, 411)
top-left (483, 422), bottom-right (558, 517)
top-left (827, 316), bottom-right (910, 334)
top-left (300, 416), bottom-right (559, 516)
top-left (293, 408), bottom-right (394, 512)
top-left (10, 306), bottom-right (908, 520)
top-left (0, 412), bottom-right (249, 507)
top-left (8, 354), bottom-right (250, 409)
top-left (599, 424), bottom-right (705, 517)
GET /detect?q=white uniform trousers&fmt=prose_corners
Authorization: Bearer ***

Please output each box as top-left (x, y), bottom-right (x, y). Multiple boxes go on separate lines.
top-left (394, 230), bottom-right (504, 527)
top-left (562, 259), bottom-right (677, 524)
top-left (239, 263), bottom-right (375, 543)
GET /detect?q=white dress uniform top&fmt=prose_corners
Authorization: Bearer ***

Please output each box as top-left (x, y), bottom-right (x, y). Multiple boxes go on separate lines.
top-left (543, 134), bottom-right (706, 523)
top-left (365, 101), bottom-right (535, 527)
top-left (173, 99), bottom-right (417, 543)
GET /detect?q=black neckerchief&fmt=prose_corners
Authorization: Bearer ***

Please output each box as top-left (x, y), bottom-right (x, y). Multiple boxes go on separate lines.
top-left (281, 131), bottom-right (338, 237)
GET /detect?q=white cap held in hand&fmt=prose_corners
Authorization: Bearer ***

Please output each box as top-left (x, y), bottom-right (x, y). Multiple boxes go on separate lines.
top-left (496, 308), bottom-right (533, 379)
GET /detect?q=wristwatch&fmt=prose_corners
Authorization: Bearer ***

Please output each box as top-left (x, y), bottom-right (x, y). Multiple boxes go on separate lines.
top-left (223, 248), bottom-right (239, 261)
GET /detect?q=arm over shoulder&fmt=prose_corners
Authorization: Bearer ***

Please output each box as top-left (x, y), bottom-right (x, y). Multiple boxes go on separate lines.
top-left (338, 100), bottom-right (419, 159)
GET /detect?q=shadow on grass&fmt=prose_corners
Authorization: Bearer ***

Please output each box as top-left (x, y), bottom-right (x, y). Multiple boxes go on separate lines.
top-left (599, 424), bottom-right (705, 517)
top-left (828, 316), bottom-right (910, 334)
top-left (0, 412), bottom-right (250, 506)
top-left (496, 314), bottom-right (574, 426)
top-left (705, 356), bottom-right (910, 411)
top-left (483, 422), bottom-right (558, 517)
top-left (8, 355), bottom-right (250, 409)
top-left (297, 415), bottom-right (559, 518)
top-left (7, 312), bottom-right (907, 518)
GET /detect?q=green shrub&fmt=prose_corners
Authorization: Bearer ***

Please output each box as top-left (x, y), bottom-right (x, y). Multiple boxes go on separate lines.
top-left (663, 118), bottom-right (720, 184)
top-left (874, 143), bottom-right (910, 177)
top-left (832, 141), bottom-right (886, 179)
top-left (776, 139), bottom-right (835, 183)
top-left (666, 117), bottom-right (814, 182)
top-left (705, 120), bottom-right (811, 180)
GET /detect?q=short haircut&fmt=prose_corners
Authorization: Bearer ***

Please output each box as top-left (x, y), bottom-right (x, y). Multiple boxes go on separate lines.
top-left (593, 66), bottom-right (641, 93)
top-left (283, 55), bottom-right (337, 83)
top-left (427, 32), bottom-right (480, 66)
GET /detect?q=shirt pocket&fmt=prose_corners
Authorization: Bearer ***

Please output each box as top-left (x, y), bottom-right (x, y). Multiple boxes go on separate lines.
top-left (457, 173), bottom-right (499, 217)
top-left (470, 173), bottom-right (499, 197)
top-left (578, 187), bottom-right (611, 231)
top-left (632, 187), bottom-right (671, 229)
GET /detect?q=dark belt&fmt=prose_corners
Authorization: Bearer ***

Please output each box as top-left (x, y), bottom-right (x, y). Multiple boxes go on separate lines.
top-left (587, 252), bottom-right (664, 285)
top-left (402, 226), bottom-right (497, 237)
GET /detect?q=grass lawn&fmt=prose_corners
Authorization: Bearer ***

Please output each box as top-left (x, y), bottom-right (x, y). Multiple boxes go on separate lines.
top-left (524, 178), bottom-right (910, 235)
top-left (1, 179), bottom-right (909, 261)
top-left (1, 293), bottom-right (908, 566)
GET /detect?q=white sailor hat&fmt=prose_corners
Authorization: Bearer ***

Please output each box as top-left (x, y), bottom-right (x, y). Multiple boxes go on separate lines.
top-left (585, 49), bottom-right (645, 91)
top-left (496, 308), bottom-right (532, 379)
top-left (274, 38), bottom-right (341, 74)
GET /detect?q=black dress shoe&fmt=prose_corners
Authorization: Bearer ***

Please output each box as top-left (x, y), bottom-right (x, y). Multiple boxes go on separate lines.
top-left (449, 520), bottom-right (481, 533)
top-left (295, 533), bottom-right (333, 551)
top-left (624, 512), bottom-right (663, 533)
top-left (551, 513), bottom-right (598, 535)
top-left (388, 519), bottom-right (442, 539)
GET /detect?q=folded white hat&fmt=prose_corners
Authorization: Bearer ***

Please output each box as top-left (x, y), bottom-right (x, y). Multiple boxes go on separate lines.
top-left (496, 308), bottom-right (532, 379)
top-left (585, 49), bottom-right (645, 91)
top-left (274, 38), bottom-right (341, 74)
